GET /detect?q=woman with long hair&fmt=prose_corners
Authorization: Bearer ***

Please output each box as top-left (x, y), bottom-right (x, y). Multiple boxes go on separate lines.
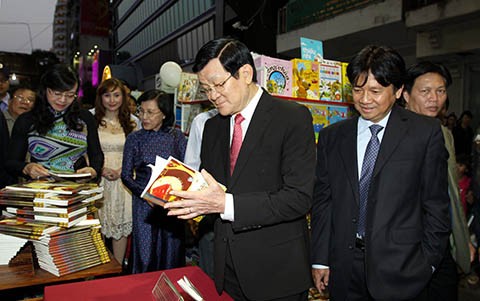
top-left (93, 77), bottom-right (140, 266)
top-left (6, 64), bottom-right (103, 180)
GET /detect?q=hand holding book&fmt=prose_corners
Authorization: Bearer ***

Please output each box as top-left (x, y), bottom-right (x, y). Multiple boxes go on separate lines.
top-left (164, 169), bottom-right (228, 221)
top-left (141, 156), bottom-right (226, 222)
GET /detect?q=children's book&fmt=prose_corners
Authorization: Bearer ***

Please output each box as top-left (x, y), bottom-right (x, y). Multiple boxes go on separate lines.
top-left (300, 37), bottom-right (323, 62)
top-left (319, 59), bottom-right (343, 102)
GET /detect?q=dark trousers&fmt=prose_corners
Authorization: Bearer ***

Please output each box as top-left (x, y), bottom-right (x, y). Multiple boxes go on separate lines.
top-left (345, 246), bottom-right (428, 301)
top-left (223, 244), bottom-right (308, 301)
top-left (426, 248), bottom-right (458, 301)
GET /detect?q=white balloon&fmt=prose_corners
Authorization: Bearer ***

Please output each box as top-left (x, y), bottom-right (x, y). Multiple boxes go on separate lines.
top-left (159, 61), bottom-right (182, 93)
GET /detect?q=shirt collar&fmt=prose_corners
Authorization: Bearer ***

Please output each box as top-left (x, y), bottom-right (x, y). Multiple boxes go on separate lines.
top-left (358, 109), bottom-right (391, 133)
top-left (232, 85), bottom-right (262, 122)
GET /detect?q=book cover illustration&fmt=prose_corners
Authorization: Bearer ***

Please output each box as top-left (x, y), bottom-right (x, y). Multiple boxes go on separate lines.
top-left (254, 54), bottom-right (292, 97)
top-left (300, 37), bottom-right (323, 62)
top-left (302, 102), bottom-right (329, 143)
top-left (177, 72), bottom-right (199, 102)
top-left (320, 59), bottom-right (343, 102)
top-left (142, 156), bottom-right (206, 206)
top-left (341, 62), bottom-right (353, 103)
top-left (291, 59), bottom-right (319, 100)
top-left (328, 105), bottom-right (350, 125)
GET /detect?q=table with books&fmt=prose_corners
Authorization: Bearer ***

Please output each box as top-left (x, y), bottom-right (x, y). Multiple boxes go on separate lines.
top-left (0, 179), bottom-right (122, 293)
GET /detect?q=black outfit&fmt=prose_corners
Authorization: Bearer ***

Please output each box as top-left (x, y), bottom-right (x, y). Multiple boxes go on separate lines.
top-left (453, 125), bottom-right (474, 157)
top-left (0, 112), bottom-right (14, 188)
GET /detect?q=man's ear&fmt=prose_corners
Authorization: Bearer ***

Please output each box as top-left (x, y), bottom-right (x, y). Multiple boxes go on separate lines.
top-left (239, 64), bottom-right (254, 84)
top-left (402, 89), bottom-right (410, 104)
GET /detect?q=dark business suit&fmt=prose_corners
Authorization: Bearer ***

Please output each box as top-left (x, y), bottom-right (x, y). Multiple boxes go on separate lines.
top-left (311, 105), bottom-right (450, 300)
top-left (201, 90), bottom-right (316, 300)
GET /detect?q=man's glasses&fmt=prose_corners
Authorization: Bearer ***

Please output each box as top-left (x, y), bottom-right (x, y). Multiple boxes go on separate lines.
top-left (138, 109), bottom-right (162, 118)
top-left (48, 88), bottom-right (77, 101)
top-left (199, 74), bottom-right (233, 96)
top-left (14, 95), bottom-right (35, 104)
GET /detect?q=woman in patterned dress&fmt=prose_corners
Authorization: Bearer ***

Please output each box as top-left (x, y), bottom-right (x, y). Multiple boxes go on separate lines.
top-left (6, 64), bottom-right (103, 181)
top-left (121, 90), bottom-right (187, 273)
top-left (93, 78), bottom-right (140, 266)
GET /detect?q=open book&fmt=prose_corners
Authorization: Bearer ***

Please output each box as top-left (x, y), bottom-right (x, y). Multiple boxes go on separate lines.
top-left (141, 156), bottom-right (207, 205)
top-left (177, 276), bottom-right (204, 301)
top-left (141, 156), bottom-right (225, 222)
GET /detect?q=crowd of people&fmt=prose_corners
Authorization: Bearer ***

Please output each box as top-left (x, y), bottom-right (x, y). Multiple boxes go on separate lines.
top-left (1, 37), bottom-right (480, 300)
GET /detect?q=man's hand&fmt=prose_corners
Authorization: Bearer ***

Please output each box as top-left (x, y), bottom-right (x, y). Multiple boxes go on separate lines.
top-left (312, 268), bottom-right (330, 292)
top-left (164, 169), bottom-right (226, 219)
top-left (469, 242), bottom-right (476, 262)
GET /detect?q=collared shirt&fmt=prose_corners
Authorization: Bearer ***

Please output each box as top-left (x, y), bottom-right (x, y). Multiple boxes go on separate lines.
top-left (221, 86), bottom-right (263, 221)
top-left (356, 110), bottom-right (391, 178)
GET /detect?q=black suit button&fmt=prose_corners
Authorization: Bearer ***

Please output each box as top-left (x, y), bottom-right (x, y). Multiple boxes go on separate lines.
top-left (352, 218), bottom-right (357, 223)
top-left (348, 245), bottom-right (353, 250)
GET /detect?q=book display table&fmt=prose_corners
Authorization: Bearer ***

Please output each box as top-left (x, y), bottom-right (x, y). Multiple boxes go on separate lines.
top-left (44, 266), bottom-right (233, 301)
top-left (0, 252), bottom-right (122, 291)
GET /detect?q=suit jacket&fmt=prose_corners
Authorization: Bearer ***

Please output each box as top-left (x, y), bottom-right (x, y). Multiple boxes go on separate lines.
top-left (311, 105), bottom-right (450, 300)
top-left (201, 90), bottom-right (316, 300)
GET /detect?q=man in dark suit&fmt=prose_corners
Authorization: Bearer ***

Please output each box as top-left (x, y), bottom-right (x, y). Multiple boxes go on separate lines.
top-left (311, 45), bottom-right (450, 300)
top-left (165, 38), bottom-right (316, 300)
top-left (403, 61), bottom-right (473, 300)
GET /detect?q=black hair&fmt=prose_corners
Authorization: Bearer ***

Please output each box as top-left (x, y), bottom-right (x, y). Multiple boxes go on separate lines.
top-left (31, 64), bottom-right (81, 135)
top-left (404, 61), bottom-right (452, 94)
top-left (192, 38), bottom-right (257, 82)
top-left (347, 45), bottom-right (405, 90)
top-left (137, 89), bottom-right (174, 130)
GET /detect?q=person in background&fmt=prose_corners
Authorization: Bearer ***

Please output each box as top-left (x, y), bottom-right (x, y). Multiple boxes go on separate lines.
top-left (3, 84), bottom-right (36, 134)
top-left (127, 96), bottom-right (138, 117)
top-left (457, 154), bottom-right (474, 217)
top-left (93, 78), bottom-right (140, 266)
top-left (0, 112), bottom-right (13, 189)
top-left (121, 89), bottom-right (187, 274)
top-left (403, 61), bottom-right (473, 300)
top-left (183, 107), bottom-right (218, 279)
top-left (0, 66), bottom-right (10, 112)
top-left (311, 45), bottom-right (449, 300)
top-left (454, 110), bottom-right (474, 157)
top-left (164, 38), bottom-right (315, 300)
top-left (446, 112), bottom-right (457, 132)
top-left (6, 64), bottom-right (103, 181)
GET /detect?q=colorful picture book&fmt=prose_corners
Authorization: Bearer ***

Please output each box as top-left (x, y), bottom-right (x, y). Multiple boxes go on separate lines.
top-left (177, 72), bottom-right (199, 102)
top-left (254, 53), bottom-right (292, 97)
top-left (319, 59), bottom-right (343, 102)
top-left (300, 37), bottom-right (323, 62)
top-left (291, 59), bottom-right (319, 100)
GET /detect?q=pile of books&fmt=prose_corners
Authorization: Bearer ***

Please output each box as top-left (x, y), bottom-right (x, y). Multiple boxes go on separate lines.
top-left (33, 220), bottom-right (110, 277)
top-left (0, 179), bottom-right (110, 276)
top-left (1, 179), bottom-right (103, 228)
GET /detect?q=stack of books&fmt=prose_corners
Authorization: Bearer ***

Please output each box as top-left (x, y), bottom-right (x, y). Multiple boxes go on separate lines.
top-left (1, 179), bottom-right (103, 228)
top-left (32, 219), bottom-right (110, 277)
top-left (0, 179), bottom-right (110, 276)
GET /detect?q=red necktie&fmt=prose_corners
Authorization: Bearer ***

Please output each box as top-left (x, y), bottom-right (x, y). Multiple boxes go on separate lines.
top-left (230, 113), bottom-right (245, 175)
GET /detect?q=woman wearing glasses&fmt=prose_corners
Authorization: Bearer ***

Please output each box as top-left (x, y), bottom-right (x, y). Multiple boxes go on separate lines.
top-left (2, 84), bottom-right (36, 134)
top-left (121, 89), bottom-right (187, 273)
top-left (6, 64), bottom-right (103, 181)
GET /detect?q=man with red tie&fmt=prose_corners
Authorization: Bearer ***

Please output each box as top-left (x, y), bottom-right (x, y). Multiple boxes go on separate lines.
top-left (165, 38), bottom-right (316, 300)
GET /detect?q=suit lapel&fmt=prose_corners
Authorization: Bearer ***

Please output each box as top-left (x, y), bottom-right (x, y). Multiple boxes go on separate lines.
top-left (229, 93), bottom-right (273, 188)
top-left (373, 105), bottom-right (408, 178)
top-left (210, 115), bottom-right (231, 187)
top-left (340, 117), bottom-right (360, 205)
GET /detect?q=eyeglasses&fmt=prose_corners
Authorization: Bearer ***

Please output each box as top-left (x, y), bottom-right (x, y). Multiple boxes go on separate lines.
top-left (138, 109), bottom-right (162, 118)
top-left (199, 74), bottom-right (233, 96)
top-left (14, 95), bottom-right (35, 104)
top-left (48, 88), bottom-right (77, 101)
